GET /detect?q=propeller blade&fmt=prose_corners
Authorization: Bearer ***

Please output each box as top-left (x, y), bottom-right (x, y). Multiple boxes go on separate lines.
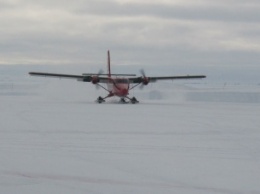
top-left (139, 83), bottom-right (144, 90)
top-left (97, 69), bottom-right (104, 75)
top-left (140, 69), bottom-right (146, 77)
top-left (95, 69), bottom-right (103, 90)
top-left (139, 69), bottom-right (149, 88)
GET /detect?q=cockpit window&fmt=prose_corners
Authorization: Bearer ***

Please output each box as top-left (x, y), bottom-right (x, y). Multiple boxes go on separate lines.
top-left (115, 79), bottom-right (129, 84)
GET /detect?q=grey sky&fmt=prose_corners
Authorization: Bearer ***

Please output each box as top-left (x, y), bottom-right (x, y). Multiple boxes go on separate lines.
top-left (0, 0), bottom-right (259, 68)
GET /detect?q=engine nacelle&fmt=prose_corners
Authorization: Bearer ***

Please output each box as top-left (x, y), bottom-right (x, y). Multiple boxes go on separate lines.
top-left (142, 77), bottom-right (149, 85)
top-left (91, 76), bottom-right (100, 84)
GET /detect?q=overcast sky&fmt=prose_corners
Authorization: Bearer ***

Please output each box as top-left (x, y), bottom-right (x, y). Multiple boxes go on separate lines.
top-left (0, 0), bottom-right (260, 69)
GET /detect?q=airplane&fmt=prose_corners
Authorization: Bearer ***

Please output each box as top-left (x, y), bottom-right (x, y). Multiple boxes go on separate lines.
top-left (29, 50), bottom-right (206, 103)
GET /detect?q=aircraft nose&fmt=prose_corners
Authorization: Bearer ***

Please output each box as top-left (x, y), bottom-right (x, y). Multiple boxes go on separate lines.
top-left (121, 88), bottom-right (128, 95)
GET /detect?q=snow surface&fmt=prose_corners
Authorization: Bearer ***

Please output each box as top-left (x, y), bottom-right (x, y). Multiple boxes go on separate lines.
top-left (1, 67), bottom-right (260, 194)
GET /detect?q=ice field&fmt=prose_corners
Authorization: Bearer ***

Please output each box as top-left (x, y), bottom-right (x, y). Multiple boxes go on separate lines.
top-left (1, 66), bottom-right (260, 194)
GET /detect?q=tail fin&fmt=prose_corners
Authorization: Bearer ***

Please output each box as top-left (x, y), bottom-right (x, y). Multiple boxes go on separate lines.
top-left (107, 50), bottom-right (111, 77)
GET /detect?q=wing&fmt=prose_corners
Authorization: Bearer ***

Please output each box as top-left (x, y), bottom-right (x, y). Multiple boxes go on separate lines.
top-left (29, 72), bottom-right (109, 83)
top-left (29, 72), bottom-right (85, 79)
top-left (129, 75), bottom-right (206, 83)
top-left (149, 75), bottom-right (206, 81)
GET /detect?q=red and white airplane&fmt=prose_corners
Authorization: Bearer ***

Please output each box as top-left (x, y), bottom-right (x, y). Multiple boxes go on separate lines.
top-left (29, 51), bottom-right (206, 103)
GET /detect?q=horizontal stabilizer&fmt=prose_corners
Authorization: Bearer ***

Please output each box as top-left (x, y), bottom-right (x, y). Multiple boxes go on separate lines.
top-left (82, 73), bottom-right (136, 77)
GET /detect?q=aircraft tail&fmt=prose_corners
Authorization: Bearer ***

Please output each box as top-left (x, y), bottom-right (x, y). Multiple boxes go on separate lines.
top-left (107, 50), bottom-right (111, 77)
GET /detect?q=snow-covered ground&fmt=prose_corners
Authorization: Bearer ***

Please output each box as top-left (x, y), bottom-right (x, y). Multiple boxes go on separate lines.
top-left (1, 66), bottom-right (260, 194)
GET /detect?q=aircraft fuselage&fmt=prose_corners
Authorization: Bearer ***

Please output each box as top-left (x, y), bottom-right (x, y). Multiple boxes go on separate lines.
top-left (107, 78), bottom-right (130, 97)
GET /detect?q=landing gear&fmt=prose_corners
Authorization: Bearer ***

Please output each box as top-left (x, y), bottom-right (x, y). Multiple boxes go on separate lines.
top-left (96, 96), bottom-right (105, 103)
top-left (120, 98), bottom-right (127, 103)
top-left (124, 96), bottom-right (139, 104)
top-left (96, 95), bottom-right (139, 104)
top-left (130, 97), bottom-right (139, 104)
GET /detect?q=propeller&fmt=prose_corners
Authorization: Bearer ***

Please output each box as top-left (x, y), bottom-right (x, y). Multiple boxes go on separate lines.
top-left (97, 69), bottom-right (104, 75)
top-left (93, 69), bottom-right (104, 89)
top-left (139, 69), bottom-right (149, 89)
top-left (140, 69), bottom-right (146, 77)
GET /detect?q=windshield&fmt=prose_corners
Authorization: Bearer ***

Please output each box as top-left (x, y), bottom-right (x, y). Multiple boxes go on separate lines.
top-left (115, 79), bottom-right (129, 84)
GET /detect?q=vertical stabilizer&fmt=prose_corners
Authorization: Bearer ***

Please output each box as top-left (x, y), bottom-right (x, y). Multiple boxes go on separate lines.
top-left (107, 50), bottom-right (111, 77)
